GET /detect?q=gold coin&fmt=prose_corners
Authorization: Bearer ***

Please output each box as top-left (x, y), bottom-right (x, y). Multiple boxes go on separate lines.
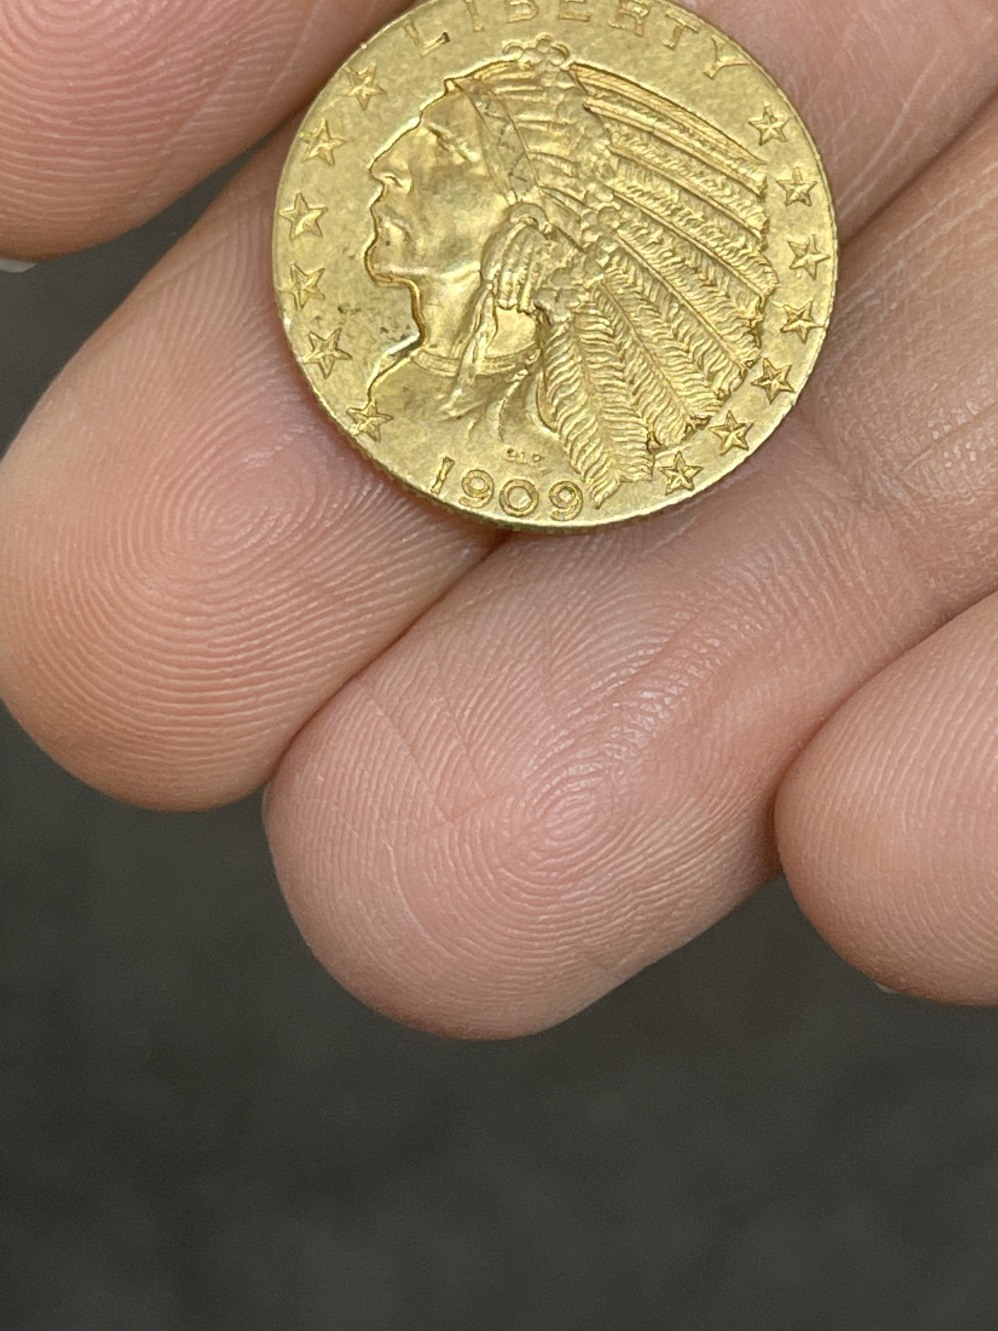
top-left (274, 0), bottom-right (837, 530)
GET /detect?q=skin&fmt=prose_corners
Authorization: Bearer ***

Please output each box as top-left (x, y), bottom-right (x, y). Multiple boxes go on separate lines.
top-left (0, 0), bottom-right (997, 1037)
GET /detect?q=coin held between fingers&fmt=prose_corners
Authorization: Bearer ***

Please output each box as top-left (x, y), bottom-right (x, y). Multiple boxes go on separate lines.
top-left (274, 0), bottom-right (838, 530)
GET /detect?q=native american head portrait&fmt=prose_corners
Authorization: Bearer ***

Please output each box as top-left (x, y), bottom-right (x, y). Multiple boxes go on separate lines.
top-left (364, 36), bottom-right (778, 508)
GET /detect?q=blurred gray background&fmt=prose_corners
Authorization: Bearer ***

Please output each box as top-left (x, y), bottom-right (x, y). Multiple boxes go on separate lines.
top-left (2, 169), bottom-right (998, 1331)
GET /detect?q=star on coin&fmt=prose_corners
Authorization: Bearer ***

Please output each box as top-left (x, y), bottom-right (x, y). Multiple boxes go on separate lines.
top-left (753, 359), bottom-right (795, 403)
top-left (777, 167), bottom-right (817, 207)
top-left (300, 120), bottom-right (346, 166)
top-left (749, 104), bottom-right (789, 145)
top-left (349, 400), bottom-right (393, 442)
top-left (660, 450), bottom-right (703, 494)
top-left (711, 412), bottom-right (752, 455)
top-left (782, 301), bottom-right (823, 344)
top-left (281, 263), bottom-right (325, 310)
top-left (344, 65), bottom-right (385, 110)
top-left (302, 328), bottom-right (352, 378)
top-left (787, 235), bottom-right (832, 280)
top-left (279, 192), bottom-right (327, 241)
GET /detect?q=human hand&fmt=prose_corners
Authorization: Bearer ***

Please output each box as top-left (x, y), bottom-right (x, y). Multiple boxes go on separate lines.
top-left (1, 0), bottom-right (996, 1037)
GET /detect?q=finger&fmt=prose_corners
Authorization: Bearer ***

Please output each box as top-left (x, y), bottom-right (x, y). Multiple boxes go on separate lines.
top-left (0, 0), bottom-right (403, 257)
top-left (706, 0), bottom-right (998, 235)
top-left (0, 134), bottom-right (499, 809)
top-left (265, 98), bottom-right (998, 1037)
top-left (1, 0), bottom-right (996, 255)
top-left (777, 592), bottom-right (998, 1005)
top-left (0, 2), bottom-right (996, 806)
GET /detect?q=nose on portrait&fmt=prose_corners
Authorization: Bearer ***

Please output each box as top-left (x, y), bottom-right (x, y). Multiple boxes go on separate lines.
top-left (370, 134), bottom-right (413, 191)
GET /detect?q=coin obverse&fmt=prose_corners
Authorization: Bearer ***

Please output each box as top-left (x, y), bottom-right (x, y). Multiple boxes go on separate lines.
top-left (274, 0), bottom-right (837, 530)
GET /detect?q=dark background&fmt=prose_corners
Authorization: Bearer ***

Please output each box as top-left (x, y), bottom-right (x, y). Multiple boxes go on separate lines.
top-left (2, 171), bottom-right (998, 1331)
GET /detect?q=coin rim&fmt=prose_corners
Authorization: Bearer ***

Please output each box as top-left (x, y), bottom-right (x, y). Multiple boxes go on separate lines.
top-left (273, 0), bottom-right (839, 532)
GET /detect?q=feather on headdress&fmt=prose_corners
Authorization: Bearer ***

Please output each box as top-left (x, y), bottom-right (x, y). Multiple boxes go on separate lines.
top-left (452, 36), bottom-right (778, 507)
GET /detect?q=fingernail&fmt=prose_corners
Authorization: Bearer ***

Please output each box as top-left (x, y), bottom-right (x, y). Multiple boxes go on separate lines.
top-left (873, 981), bottom-right (901, 996)
top-left (0, 257), bottom-right (35, 274)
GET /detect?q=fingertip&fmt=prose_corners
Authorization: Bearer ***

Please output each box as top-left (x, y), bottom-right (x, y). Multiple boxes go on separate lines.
top-left (777, 598), bottom-right (998, 1006)
top-left (263, 656), bottom-right (651, 1040)
top-left (0, 0), bottom-right (404, 255)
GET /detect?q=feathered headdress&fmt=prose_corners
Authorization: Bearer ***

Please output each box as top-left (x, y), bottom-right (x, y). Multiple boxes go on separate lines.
top-left (449, 36), bottom-right (778, 507)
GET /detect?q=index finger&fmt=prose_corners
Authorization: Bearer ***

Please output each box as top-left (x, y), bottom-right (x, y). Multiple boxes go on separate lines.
top-left (0, 0), bottom-right (402, 256)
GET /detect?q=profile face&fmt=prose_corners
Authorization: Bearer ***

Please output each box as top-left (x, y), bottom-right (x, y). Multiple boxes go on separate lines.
top-left (366, 87), bottom-right (509, 287)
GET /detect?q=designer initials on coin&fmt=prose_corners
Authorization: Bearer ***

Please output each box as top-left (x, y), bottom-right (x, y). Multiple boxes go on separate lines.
top-left (274, 0), bottom-right (837, 530)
